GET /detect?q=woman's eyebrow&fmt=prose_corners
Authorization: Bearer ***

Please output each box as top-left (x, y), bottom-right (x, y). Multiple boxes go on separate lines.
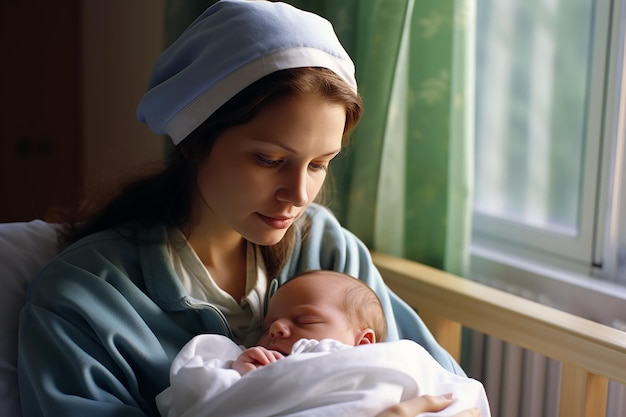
top-left (253, 138), bottom-right (341, 157)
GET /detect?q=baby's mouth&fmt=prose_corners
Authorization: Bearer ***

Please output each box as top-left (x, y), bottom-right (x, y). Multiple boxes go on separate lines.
top-left (269, 344), bottom-right (289, 356)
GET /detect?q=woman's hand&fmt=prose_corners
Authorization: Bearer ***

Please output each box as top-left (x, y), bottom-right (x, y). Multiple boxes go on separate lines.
top-left (232, 346), bottom-right (284, 376)
top-left (376, 394), bottom-right (480, 417)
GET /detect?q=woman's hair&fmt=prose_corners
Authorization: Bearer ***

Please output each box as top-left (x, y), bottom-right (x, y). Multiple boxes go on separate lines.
top-left (57, 67), bottom-right (362, 278)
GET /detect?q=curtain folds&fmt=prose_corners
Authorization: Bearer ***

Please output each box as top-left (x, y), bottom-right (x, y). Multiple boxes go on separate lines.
top-left (164, 0), bottom-right (475, 275)
top-left (309, 0), bottom-right (476, 275)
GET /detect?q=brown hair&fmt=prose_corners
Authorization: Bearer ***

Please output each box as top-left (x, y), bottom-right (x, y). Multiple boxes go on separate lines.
top-left (57, 67), bottom-right (362, 279)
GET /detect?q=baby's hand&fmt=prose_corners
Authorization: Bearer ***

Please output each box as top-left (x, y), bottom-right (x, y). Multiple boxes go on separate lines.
top-left (232, 346), bottom-right (284, 376)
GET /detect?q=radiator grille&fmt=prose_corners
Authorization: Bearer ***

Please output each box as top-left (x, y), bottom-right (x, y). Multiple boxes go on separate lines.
top-left (464, 318), bottom-right (625, 416)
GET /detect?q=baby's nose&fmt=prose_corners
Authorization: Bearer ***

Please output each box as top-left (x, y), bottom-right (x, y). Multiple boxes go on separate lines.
top-left (269, 320), bottom-right (291, 338)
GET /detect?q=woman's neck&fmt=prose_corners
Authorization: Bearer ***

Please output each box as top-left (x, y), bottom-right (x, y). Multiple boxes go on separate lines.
top-left (186, 220), bottom-right (248, 301)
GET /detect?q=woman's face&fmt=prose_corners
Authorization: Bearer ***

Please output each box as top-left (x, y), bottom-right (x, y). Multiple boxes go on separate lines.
top-left (193, 94), bottom-right (346, 245)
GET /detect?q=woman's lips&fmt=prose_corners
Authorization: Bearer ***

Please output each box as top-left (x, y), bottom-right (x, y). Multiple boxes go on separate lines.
top-left (257, 213), bottom-right (293, 229)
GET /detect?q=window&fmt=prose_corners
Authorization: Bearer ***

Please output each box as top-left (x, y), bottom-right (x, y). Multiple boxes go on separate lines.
top-left (470, 0), bottom-right (626, 321)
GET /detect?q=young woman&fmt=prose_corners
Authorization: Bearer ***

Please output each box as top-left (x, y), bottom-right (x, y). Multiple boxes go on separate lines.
top-left (18, 1), bottom-right (478, 416)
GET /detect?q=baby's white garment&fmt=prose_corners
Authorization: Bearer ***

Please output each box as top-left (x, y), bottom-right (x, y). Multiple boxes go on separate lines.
top-left (156, 335), bottom-right (491, 417)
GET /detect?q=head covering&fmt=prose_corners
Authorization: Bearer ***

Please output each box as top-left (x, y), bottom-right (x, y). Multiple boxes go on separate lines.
top-left (137, 0), bottom-right (357, 145)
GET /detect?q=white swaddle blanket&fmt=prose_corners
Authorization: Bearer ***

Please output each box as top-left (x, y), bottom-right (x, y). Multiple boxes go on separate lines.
top-left (156, 335), bottom-right (491, 417)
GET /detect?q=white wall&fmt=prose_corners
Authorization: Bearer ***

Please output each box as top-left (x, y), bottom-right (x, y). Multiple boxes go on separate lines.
top-left (81, 0), bottom-right (166, 196)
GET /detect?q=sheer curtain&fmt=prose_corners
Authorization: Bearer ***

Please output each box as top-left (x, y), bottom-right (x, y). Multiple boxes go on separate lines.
top-left (164, 0), bottom-right (475, 275)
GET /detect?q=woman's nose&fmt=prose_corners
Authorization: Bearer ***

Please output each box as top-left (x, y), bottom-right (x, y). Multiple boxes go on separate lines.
top-left (269, 320), bottom-right (291, 339)
top-left (276, 169), bottom-right (308, 207)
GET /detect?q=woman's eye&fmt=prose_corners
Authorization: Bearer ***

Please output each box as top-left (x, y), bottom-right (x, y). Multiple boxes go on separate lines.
top-left (309, 162), bottom-right (328, 172)
top-left (256, 155), bottom-right (281, 167)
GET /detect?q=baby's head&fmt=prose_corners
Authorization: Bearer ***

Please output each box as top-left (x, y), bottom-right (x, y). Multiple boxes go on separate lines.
top-left (258, 270), bottom-right (388, 355)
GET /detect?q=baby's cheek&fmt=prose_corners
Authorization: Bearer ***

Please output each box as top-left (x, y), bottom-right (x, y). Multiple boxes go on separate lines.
top-left (257, 334), bottom-right (270, 348)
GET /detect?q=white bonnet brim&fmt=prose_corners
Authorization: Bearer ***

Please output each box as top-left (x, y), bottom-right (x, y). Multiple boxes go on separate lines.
top-left (136, 0), bottom-right (357, 145)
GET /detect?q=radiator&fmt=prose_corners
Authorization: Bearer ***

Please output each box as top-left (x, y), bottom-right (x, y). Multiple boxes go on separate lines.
top-left (464, 317), bottom-right (626, 416)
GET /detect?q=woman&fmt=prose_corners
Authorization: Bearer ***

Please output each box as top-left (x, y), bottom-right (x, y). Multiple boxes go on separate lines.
top-left (18, 1), bottom-right (477, 416)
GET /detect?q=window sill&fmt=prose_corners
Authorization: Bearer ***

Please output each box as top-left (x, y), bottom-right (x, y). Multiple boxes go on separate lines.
top-left (469, 243), bottom-right (626, 329)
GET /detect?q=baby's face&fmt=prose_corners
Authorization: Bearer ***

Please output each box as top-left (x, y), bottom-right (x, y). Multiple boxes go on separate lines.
top-left (258, 274), bottom-right (360, 355)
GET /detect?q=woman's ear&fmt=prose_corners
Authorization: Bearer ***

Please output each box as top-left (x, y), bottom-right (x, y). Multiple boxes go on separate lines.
top-left (355, 328), bottom-right (376, 345)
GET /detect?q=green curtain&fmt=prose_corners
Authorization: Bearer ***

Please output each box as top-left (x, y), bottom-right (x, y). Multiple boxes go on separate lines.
top-left (293, 0), bottom-right (475, 276)
top-left (163, 0), bottom-right (475, 276)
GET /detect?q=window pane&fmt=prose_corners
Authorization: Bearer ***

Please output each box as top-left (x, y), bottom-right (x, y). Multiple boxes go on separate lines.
top-left (474, 0), bottom-right (595, 237)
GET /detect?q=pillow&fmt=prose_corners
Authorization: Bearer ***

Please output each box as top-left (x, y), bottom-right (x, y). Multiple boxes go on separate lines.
top-left (0, 220), bottom-right (59, 417)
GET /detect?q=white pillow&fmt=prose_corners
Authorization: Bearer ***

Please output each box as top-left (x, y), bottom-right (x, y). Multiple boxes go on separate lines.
top-left (0, 220), bottom-right (59, 417)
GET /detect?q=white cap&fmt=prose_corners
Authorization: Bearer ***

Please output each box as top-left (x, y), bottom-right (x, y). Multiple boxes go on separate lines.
top-left (136, 0), bottom-right (357, 145)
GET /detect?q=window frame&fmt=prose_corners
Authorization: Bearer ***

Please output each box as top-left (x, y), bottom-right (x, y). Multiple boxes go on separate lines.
top-left (472, 0), bottom-right (614, 269)
top-left (469, 0), bottom-right (626, 318)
